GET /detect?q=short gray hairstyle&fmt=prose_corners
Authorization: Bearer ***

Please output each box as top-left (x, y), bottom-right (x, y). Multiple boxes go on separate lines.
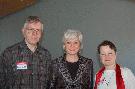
top-left (23, 16), bottom-right (43, 31)
top-left (62, 29), bottom-right (83, 48)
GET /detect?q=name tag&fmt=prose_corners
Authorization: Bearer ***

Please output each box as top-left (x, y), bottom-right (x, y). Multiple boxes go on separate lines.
top-left (16, 62), bottom-right (27, 70)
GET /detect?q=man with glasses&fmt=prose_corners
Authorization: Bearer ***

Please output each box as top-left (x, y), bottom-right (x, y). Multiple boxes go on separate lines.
top-left (0, 16), bottom-right (51, 89)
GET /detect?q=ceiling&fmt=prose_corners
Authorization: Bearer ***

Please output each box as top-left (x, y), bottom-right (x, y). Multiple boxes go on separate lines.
top-left (0, 0), bottom-right (36, 18)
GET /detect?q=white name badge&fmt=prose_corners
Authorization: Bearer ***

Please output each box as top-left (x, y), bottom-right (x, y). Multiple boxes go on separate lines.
top-left (16, 62), bottom-right (27, 70)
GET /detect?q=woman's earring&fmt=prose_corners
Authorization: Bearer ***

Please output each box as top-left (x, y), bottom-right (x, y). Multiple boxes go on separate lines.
top-left (63, 45), bottom-right (66, 53)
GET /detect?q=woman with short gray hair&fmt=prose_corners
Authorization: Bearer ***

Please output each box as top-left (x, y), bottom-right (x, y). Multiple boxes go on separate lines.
top-left (49, 29), bottom-right (93, 89)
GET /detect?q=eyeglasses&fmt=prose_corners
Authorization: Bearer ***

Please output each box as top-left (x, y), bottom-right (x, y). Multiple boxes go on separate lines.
top-left (26, 28), bottom-right (42, 33)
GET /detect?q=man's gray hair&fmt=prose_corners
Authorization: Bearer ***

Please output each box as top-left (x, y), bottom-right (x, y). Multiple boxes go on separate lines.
top-left (23, 16), bottom-right (43, 31)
